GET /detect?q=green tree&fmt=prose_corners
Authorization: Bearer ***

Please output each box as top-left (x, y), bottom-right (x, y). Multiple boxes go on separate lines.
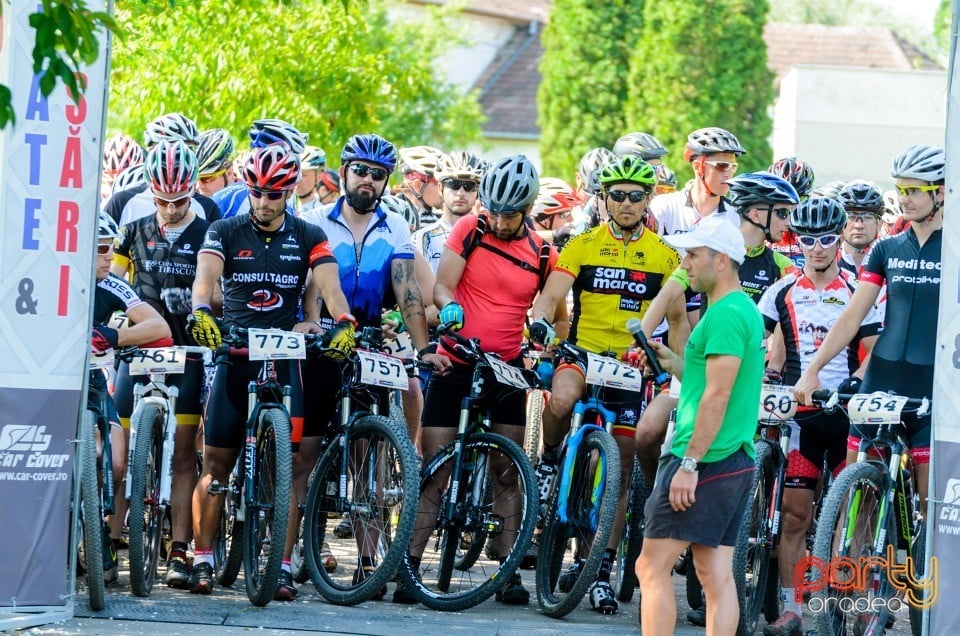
top-left (935, 0), bottom-right (952, 54)
top-left (108, 0), bottom-right (484, 156)
top-left (626, 0), bottom-right (774, 182)
top-left (537, 0), bottom-right (643, 181)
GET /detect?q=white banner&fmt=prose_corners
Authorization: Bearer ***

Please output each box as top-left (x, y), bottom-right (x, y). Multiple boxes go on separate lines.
top-left (0, 0), bottom-right (110, 625)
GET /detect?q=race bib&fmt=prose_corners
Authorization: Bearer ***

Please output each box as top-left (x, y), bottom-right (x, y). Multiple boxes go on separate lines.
top-left (847, 392), bottom-right (909, 426)
top-left (758, 384), bottom-right (797, 422)
top-left (247, 329), bottom-right (306, 360)
top-left (88, 349), bottom-right (114, 370)
top-left (129, 347), bottom-right (188, 375)
top-left (585, 352), bottom-right (644, 392)
top-left (356, 350), bottom-right (408, 390)
top-left (487, 355), bottom-right (534, 390)
top-left (382, 332), bottom-right (415, 360)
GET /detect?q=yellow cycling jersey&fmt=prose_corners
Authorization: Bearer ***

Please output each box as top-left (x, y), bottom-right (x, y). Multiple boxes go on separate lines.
top-left (556, 223), bottom-right (679, 354)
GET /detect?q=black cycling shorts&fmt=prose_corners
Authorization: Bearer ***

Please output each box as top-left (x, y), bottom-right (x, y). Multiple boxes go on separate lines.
top-left (421, 358), bottom-right (526, 428)
top-left (783, 408), bottom-right (849, 490)
top-left (113, 355), bottom-right (205, 426)
top-left (301, 355), bottom-right (390, 438)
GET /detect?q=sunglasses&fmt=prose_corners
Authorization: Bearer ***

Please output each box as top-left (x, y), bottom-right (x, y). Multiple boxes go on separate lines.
top-left (704, 160), bottom-right (738, 173)
top-left (249, 188), bottom-right (286, 200)
top-left (846, 212), bottom-right (879, 223)
top-left (199, 168), bottom-right (227, 184)
top-left (442, 178), bottom-right (479, 193)
top-left (153, 194), bottom-right (192, 208)
top-left (606, 189), bottom-right (649, 203)
top-left (796, 234), bottom-right (840, 249)
top-left (348, 163), bottom-right (389, 181)
top-left (895, 184), bottom-right (940, 197)
top-left (97, 243), bottom-right (114, 256)
top-left (769, 207), bottom-right (791, 220)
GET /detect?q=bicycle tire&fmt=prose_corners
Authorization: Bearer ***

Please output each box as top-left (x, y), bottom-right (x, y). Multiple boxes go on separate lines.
top-left (304, 414), bottom-right (418, 605)
top-left (80, 410), bottom-right (106, 611)
top-left (909, 519), bottom-right (927, 636)
top-left (128, 404), bottom-right (165, 597)
top-left (243, 407), bottom-right (292, 606)
top-left (291, 516), bottom-right (310, 584)
top-left (400, 432), bottom-right (537, 612)
top-left (734, 439), bottom-right (775, 636)
top-left (762, 556), bottom-right (783, 625)
top-left (811, 460), bottom-right (885, 636)
top-left (616, 458), bottom-right (649, 603)
top-left (524, 390), bottom-right (544, 464)
top-left (214, 481), bottom-right (244, 586)
top-left (536, 429), bottom-right (621, 618)
top-left (685, 563), bottom-right (704, 611)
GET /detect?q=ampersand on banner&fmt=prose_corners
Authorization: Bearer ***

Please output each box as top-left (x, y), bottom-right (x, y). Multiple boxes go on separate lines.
top-left (16, 278), bottom-right (38, 314)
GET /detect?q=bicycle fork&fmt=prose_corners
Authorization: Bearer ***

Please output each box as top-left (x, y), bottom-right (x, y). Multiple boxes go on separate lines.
top-left (556, 398), bottom-right (615, 527)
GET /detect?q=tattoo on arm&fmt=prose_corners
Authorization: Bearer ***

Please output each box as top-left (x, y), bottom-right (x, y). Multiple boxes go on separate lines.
top-left (394, 259), bottom-right (425, 315)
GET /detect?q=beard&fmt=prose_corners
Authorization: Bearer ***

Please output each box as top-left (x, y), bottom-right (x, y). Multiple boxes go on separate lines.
top-left (345, 186), bottom-right (379, 213)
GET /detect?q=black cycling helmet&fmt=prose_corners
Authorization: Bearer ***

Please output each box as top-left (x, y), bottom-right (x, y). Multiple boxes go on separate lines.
top-left (790, 196), bottom-right (846, 236)
top-left (768, 156), bottom-right (815, 199)
top-left (613, 132), bottom-right (668, 160)
top-left (838, 179), bottom-right (883, 215)
top-left (479, 154), bottom-right (539, 215)
top-left (727, 172), bottom-right (799, 242)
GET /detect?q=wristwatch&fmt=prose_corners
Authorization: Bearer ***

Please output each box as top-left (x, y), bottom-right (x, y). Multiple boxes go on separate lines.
top-left (680, 457), bottom-right (700, 473)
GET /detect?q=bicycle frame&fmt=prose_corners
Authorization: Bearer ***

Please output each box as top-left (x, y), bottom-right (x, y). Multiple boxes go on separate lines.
top-left (555, 393), bottom-right (615, 528)
top-left (756, 420), bottom-right (792, 552)
top-left (87, 376), bottom-right (116, 518)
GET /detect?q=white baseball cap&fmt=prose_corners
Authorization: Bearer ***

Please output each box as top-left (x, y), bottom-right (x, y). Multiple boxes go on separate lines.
top-left (664, 215), bottom-right (746, 264)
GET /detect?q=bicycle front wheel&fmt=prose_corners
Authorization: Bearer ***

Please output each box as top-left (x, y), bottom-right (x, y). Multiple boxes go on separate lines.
top-left (242, 407), bottom-right (291, 606)
top-left (80, 409), bottom-right (106, 611)
top-left (734, 439), bottom-right (777, 636)
top-left (128, 404), bottom-right (165, 597)
top-left (536, 429), bottom-right (621, 618)
top-left (400, 432), bottom-right (538, 612)
top-left (615, 458), bottom-right (650, 603)
top-left (304, 414), bottom-right (419, 605)
top-left (811, 460), bottom-right (886, 636)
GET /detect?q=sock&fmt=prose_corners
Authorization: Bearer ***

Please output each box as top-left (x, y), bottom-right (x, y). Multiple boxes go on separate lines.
top-left (194, 548), bottom-right (214, 568)
top-left (541, 443), bottom-right (560, 465)
top-left (782, 587), bottom-right (802, 616)
top-left (281, 559), bottom-right (291, 573)
top-left (596, 548), bottom-right (616, 583)
top-left (171, 541), bottom-right (189, 554)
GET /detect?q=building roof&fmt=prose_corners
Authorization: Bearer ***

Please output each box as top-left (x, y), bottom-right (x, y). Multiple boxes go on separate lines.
top-left (408, 0), bottom-right (549, 24)
top-left (474, 25), bottom-right (543, 137)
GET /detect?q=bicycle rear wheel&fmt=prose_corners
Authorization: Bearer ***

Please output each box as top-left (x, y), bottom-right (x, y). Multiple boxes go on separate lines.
top-left (811, 460), bottom-right (886, 636)
top-left (242, 407), bottom-right (291, 606)
top-left (304, 414), bottom-right (418, 605)
top-left (213, 468), bottom-right (243, 586)
top-left (909, 519), bottom-right (928, 636)
top-left (536, 429), bottom-right (621, 618)
top-left (616, 458), bottom-right (650, 603)
top-left (400, 432), bottom-right (538, 612)
top-left (734, 439), bottom-right (776, 636)
top-left (524, 390), bottom-right (544, 464)
top-left (128, 404), bottom-right (165, 597)
top-left (80, 410), bottom-right (106, 611)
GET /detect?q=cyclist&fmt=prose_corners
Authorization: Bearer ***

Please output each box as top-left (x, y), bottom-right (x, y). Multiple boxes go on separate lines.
top-left (109, 139), bottom-right (210, 588)
top-left (554, 147), bottom-right (616, 249)
top-left (104, 113), bottom-right (220, 227)
top-left (758, 197), bottom-right (882, 636)
top-left (92, 211), bottom-right (172, 583)
top-left (649, 127), bottom-right (745, 237)
top-left (412, 150), bottom-right (484, 273)
top-left (528, 155), bottom-right (683, 614)
top-left (530, 177), bottom-right (583, 244)
top-left (398, 154), bottom-right (559, 606)
top-left (613, 131), bottom-right (669, 166)
top-left (101, 133), bottom-right (144, 199)
top-left (768, 156), bottom-right (816, 268)
top-left (298, 134), bottom-right (451, 598)
top-left (317, 168), bottom-right (341, 206)
top-left (195, 128), bottom-right (235, 198)
top-left (186, 144), bottom-right (356, 598)
top-left (795, 144), bottom-right (945, 510)
top-left (836, 179), bottom-right (884, 276)
top-left (294, 145), bottom-right (327, 215)
top-left (396, 145), bottom-right (448, 227)
top-left (654, 164), bottom-right (677, 196)
top-left (881, 189), bottom-right (902, 237)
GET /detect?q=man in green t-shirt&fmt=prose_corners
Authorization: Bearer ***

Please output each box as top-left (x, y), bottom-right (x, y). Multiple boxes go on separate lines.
top-left (634, 215), bottom-right (765, 636)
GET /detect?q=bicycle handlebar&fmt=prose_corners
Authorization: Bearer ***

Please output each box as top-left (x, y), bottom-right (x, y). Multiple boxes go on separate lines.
top-left (810, 390), bottom-right (930, 418)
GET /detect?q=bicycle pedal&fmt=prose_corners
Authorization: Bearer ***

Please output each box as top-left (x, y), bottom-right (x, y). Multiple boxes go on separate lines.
top-left (206, 479), bottom-right (227, 496)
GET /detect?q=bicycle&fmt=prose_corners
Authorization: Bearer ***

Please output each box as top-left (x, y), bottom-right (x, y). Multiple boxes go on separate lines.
top-left (123, 345), bottom-right (211, 597)
top-left (397, 325), bottom-right (539, 611)
top-left (535, 340), bottom-right (624, 618)
top-left (807, 390), bottom-right (932, 636)
top-left (614, 457), bottom-right (651, 604)
top-left (301, 326), bottom-right (419, 605)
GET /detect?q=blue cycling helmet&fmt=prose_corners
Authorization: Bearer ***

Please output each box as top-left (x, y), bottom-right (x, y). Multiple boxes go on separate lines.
top-left (341, 133), bottom-right (397, 172)
top-left (726, 171), bottom-right (800, 214)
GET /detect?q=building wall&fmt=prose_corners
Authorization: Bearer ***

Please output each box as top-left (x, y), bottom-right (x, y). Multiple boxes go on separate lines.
top-left (772, 66), bottom-right (946, 189)
top-left (466, 136), bottom-right (541, 172)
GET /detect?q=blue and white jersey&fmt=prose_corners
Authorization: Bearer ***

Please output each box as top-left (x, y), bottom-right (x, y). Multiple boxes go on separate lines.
top-left (213, 182), bottom-right (295, 220)
top-left (301, 198), bottom-right (415, 326)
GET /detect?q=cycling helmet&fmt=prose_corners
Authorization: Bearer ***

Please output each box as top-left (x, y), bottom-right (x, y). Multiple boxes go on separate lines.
top-left (838, 179), bottom-right (883, 214)
top-left (599, 156), bottom-right (657, 189)
top-left (341, 133), bottom-right (397, 172)
top-left (103, 133), bottom-right (145, 176)
top-left (533, 177), bottom-right (584, 218)
top-left (98, 210), bottom-right (120, 240)
top-left (248, 118), bottom-right (308, 155)
top-left (790, 196), bottom-right (847, 236)
top-left (242, 145), bottom-right (301, 191)
top-left (301, 145), bottom-right (327, 171)
top-left (655, 164), bottom-right (677, 190)
top-left (882, 190), bottom-right (901, 221)
top-left (891, 144), bottom-right (945, 183)
top-left (810, 180), bottom-right (845, 199)
top-left (577, 147), bottom-right (616, 194)
top-left (145, 140), bottom-right (200, 194)
top-left (768, 156), bottom-right (815, 199)
top-left (398, 145), bottom-right (448, 177)
top-left (380, 194), bottom-right (420, 230)
top-left (685, 127), bottom-right (745, 159)
top-left (143, 112), bottom-right (200, 149)
top-left (613, 132), bottom-right (668, 160)
top-left (111, 164), bottom-right (146, 196)
top-left (196, 128), bottom-right (235, 177)
top-left (479, 154), bottom-right (539, 214)
top-left (726, 172), bottom-right (800, 214)
top-left (436, 149), bottom-right (484, 182)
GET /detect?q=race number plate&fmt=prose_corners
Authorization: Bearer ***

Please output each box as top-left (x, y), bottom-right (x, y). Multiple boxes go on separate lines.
top-left (585, 352), bottom-right (644, 392)
top-left (248, 329), bottom-right (306, 360)
top-left (847, 392), bottom-right (909, 426)
top-left (129, 347), bottom-right (188, 375)
top-left (88, 349), bottom-right (114, 370)
top-left (758, 384), bottom-right (797, 422)
top-left (382, 332), bottom-right (415, 360)
top-left (356, 350), bottom-right (408, 390)
top-left (487, 355), bottom-right (534, 390)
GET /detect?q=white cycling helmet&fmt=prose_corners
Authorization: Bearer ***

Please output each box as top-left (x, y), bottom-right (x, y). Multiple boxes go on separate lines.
top-left (144, 112), bottom-right (200, 149)
top-left (398, 145), bottom-right (448, 177)
top-left (891, 144), bottom-right (945, 183)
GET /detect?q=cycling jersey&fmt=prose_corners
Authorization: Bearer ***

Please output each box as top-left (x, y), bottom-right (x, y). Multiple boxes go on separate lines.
top-left (104, 184), bottom-right (221, 226)
top-left (838, 243), bottom-right (870, 278)
top-left (300, 198), bottom-right (415, 327)
top-left (758, 269), bottom-right (881, 388)
top-left (295, 196), bottom-right (323, 216)
top-left (412, 217), bottom-right (455, 274)
top-left (94, 273), bottom-right (144, 323)
top-left (212, 182), bottom-right (296, 220)
top-left (199, 212), bottom-right (335, 329)
top-left (669, 244), bottom-right (794, 305)
top-left (771, 231), bottom-right (804, 267)
top-left (114, 215), bottom-right (210, 345)
top-left (557, 223), bottom-right (679, 354)
top-left (648, 184), bottom-right (739, 236)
